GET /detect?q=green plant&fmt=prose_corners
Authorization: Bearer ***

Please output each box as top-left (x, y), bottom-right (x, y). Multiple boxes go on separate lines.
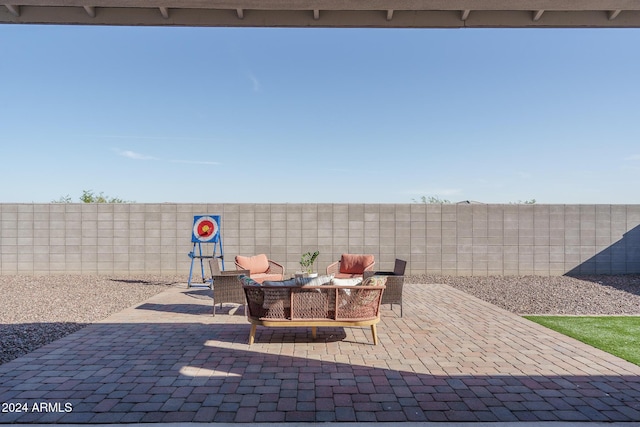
top-left (80, 190), bottom-right (133, 203)
top-left (52, 194), bottom-right (73, 203)
top-left (300, 251), bottom-right (319, 273)
top-left (412, 195), bottom-right (451, 204)
top-left (52, 190), bottom-right (134, 203)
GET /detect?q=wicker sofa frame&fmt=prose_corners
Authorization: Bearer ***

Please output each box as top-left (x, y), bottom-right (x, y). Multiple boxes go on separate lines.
top-left (242, 283), bottom-right (385, 345)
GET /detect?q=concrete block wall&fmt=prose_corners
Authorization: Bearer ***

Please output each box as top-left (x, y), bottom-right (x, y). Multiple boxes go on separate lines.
top-left (1, 203), bottom-right (640, 276)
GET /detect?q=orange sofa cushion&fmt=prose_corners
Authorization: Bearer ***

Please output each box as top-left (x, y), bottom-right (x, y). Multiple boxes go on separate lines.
top-left (340, 254), bottom-right (374, 274)
top-left (251, 273), bottom-right (284, 284)
top-left (236, 254), bottom-right (269, 275)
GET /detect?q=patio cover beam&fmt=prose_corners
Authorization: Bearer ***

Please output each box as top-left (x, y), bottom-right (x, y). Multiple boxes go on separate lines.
top-left (2, 0), bottom-right (640, 27)
top-left (532, 10), bottom-right (544, 21)
top-left (4, 4), bottom-right (20, 16)
top-left (609, 9), bottom-right (622, 20)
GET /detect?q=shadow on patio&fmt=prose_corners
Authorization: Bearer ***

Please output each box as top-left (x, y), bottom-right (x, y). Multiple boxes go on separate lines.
top-left (1, 283), bottom-right (639, 423)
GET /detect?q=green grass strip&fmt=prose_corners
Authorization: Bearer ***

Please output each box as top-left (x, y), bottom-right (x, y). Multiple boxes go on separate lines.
top-left (524, 316), bottom-right (640, 366)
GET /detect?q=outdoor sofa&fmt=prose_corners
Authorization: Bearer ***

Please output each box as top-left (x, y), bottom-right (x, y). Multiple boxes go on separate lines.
top-left (238, 274), bottom-right (387, 345)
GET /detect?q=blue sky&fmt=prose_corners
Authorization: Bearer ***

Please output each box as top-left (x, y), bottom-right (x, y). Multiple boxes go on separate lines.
top-left (1, 25), bottom-right (639, 204)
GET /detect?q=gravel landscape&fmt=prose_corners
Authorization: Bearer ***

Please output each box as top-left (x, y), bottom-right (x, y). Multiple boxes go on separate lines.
top-left (408, 274), bottom-right (640, 316)
top-left (0, 275), bottom-right (180, 365)
top-left (1, 273), bottom-right (640, 365)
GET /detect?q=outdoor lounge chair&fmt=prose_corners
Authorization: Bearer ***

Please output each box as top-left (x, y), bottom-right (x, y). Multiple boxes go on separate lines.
top-left (208, 258), bottom-right (249, 316)
top-left (364, 258), bottom-right (406, 317)
top-left (234, 254), bottom-right (285, 283)
top-left (326, 254), bottom-right (375, 278)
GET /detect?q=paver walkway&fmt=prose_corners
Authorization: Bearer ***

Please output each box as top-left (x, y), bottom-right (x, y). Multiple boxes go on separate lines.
top-left (1, 282), bottom-right (640, 423)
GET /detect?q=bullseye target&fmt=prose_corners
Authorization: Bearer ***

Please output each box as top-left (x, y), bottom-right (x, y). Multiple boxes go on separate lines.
top-left (191, 215), bottom-right (220, 243)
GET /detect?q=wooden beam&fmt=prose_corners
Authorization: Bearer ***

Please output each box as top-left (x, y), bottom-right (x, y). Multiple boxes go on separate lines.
top-left (236, 8), bottom-right (244, 18)
top-left (3, 2), bottom-right (640, 28)
top-left (4, 1), bottom-right (640, 13)
top-left (159, 6), bottom-right (169, 18)
top-left (532, 9), bottom-right (544, 21)
top-left (5, 4), bottom-right (20, 16)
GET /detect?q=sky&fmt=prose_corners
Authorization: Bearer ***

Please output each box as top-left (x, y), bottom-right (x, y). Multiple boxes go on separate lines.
top-left (1, 25), bottom-right (639, 204)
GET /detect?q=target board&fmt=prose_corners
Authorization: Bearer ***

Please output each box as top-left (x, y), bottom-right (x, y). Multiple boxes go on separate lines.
top-left (191, 215), bottom-right (220, 243)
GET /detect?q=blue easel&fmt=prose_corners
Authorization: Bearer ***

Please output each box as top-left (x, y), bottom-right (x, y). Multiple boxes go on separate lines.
top-left (188, 215), bottom-right (224, 288)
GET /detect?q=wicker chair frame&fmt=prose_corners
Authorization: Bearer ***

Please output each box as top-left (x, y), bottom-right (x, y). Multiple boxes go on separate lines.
top-left (364, 258), bottom-right (406, 317)
top-left (208, 259), bottom-right (249, 316)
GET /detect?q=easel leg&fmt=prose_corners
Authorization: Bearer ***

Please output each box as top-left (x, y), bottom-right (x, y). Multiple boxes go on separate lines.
top-left (198, 242), bottom-right (206, 283)
top-left (187, 243), bottom-right (196, 288)
top-left (249, 324), bottom-right (257, 345)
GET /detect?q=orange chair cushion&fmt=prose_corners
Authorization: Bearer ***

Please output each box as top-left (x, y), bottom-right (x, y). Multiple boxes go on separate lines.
top-left (236, 254), bottom-right (269, 275)
top-left (340, 254), bottom-right (374, 274)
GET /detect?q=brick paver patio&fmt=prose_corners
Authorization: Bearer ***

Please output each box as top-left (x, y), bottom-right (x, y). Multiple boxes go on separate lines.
top-left (1, 282), bottom-right (640, 423)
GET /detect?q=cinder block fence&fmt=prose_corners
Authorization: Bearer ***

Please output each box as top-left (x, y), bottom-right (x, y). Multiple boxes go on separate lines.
top-left (1, 203), bottom-right (639, 276)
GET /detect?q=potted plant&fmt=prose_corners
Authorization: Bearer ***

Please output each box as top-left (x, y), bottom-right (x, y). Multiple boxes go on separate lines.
top-left (299, 250), bottom-right (319, 277)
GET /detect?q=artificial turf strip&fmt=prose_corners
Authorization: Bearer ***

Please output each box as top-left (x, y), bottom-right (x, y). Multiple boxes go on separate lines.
top-left (523, 316), bottom-right (640, 367)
